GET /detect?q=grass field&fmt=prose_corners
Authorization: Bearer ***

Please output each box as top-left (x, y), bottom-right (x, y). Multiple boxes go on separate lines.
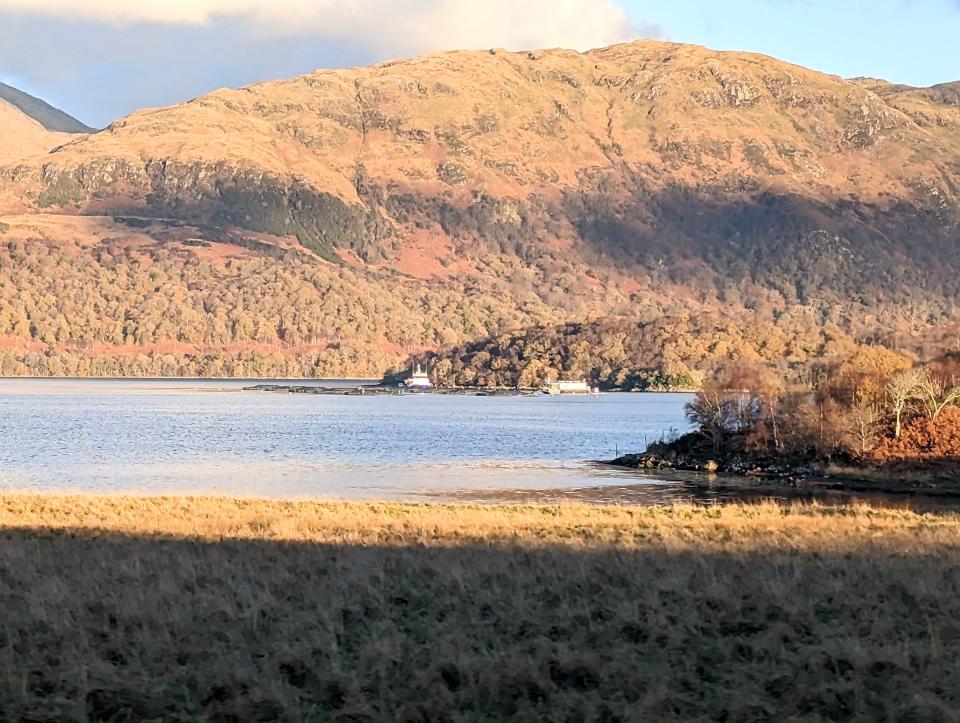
top-left (1, 495), bottom-right (959, 721)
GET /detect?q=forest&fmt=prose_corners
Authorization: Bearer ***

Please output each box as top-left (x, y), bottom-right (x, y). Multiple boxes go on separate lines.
top-left (0, 233), bottom-right (630, 377)
top-left (411, 315), bottom-right (957, 392)
top-left (0, 218), bottom-right (957, 380)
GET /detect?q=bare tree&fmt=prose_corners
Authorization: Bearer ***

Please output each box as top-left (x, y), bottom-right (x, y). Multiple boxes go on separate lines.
top-left (886, 367), bottom-right (924, 438)
top-left (916, 367), bottom-right (960, 420)
top-left (849, 390), bottom-right (883, 456)
top-left (686, 364), bottom-right (773, 454)
top-left (686, 388), bottom-right (740, 454)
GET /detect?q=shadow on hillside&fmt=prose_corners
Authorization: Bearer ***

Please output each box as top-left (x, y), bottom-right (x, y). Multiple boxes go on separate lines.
top-left (1, 527), bottom-right (957, 721)
top-left (568, 185), bottom-right (959, 303)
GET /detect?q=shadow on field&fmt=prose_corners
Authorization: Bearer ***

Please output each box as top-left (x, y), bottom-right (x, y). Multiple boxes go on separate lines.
top-left (1, 527), bottom-right (958, 721)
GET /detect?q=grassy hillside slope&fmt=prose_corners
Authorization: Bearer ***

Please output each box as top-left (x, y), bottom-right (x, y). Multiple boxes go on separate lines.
top-left (1, 41), bottom-right (958, 375)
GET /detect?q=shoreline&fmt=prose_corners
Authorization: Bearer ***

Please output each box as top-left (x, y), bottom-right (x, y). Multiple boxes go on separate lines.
top-left (244, 383), bottom-right (539, 396)
top-left (605, 452), bottom-right (960, 497)
top-left (0, 376), bottom-right (697, 393)
top-left (245, 384), bottom-right (696, 396)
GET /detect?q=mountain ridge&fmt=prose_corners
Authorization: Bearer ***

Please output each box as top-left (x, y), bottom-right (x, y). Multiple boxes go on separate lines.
top-left (0, 82), bottom-right (94, 134)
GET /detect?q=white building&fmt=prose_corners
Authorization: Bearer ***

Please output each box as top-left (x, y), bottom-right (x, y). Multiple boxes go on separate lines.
top-left (543, 378), bottom-right (590, 395)
top-left (405, 364), bottom-right (432, 389)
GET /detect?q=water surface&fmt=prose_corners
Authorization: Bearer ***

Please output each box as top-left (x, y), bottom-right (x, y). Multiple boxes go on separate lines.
top-left (0, 379), bottom-right (689, 499)
top-left (3, 379), bottom-right (957, 511)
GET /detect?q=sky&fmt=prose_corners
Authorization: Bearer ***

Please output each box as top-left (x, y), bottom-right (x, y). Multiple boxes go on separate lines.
top-left (0, 0), bottom-right (957, 128)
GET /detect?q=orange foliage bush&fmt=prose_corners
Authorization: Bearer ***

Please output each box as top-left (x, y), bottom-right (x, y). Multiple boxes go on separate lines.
top-left (872, 407), bottom-right (960, 462)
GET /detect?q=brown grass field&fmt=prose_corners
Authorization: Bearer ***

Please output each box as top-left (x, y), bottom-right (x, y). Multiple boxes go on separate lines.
top-left (1, 495), bottom-right (959, 721)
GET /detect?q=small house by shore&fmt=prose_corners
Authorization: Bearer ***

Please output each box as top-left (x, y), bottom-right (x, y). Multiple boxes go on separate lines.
top-left (543, 378), bottom-right (590, 395)
top-left (405, 364), bottom-right (432, 389)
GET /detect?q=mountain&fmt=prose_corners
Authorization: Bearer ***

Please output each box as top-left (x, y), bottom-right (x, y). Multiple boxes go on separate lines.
top-left (0, 82), bottom-right (94, 133)
top-left (0, 40), bottom-right (958, 378)
top-left (0, 98), bottom-right (73, 164)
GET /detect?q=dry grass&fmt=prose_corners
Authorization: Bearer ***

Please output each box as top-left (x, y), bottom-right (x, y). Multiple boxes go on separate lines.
top-left (2, 494), bottom-right (960, 721)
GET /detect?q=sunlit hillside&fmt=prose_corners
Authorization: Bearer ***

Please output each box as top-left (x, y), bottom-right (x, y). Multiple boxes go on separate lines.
top-left (1, 40), bottom-right (959, 376)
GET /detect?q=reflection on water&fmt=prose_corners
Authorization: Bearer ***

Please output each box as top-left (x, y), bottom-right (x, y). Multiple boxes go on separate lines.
top-left (2, 379), bottom-right (957, 512)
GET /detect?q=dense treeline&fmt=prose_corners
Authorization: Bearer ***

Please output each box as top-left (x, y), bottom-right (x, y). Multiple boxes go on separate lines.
top-left (0, 348), bottom-right (390, 379)
top-left (0, 236), bottom-right (640, 377)
top-left (411, 315), bottom-right (920, 391)
top-left (682, 349), bottom-right (960, 465)
top-left (0, 224), bottom-right (957, 379)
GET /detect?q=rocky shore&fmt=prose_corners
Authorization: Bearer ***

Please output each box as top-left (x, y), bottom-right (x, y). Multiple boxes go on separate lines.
top-left (605, 448), bottom-right (960, 497)
top-left (606, 451), bottom-right (817, 481)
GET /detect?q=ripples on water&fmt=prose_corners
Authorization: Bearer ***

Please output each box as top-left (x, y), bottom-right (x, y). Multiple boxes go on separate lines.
top-left (2, 379), bottom-right (957, 510)
top-left (1, 379), bottom-right (691, 498)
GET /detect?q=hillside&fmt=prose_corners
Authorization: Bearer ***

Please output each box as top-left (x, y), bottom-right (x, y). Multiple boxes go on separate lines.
top-left (0, 40), bottom-right (958, 376)
top-left (0, 99), bottom-right (73, 164)
top-left (0, 82), bottom-right (94, 133)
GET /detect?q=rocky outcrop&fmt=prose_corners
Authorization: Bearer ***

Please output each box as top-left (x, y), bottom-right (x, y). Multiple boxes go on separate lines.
top-left (607, 451), bottom-right (817, 481)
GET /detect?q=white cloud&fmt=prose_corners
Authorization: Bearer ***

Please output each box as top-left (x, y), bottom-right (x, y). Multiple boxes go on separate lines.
top-left (0, 0), bottom-right (644, 53)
